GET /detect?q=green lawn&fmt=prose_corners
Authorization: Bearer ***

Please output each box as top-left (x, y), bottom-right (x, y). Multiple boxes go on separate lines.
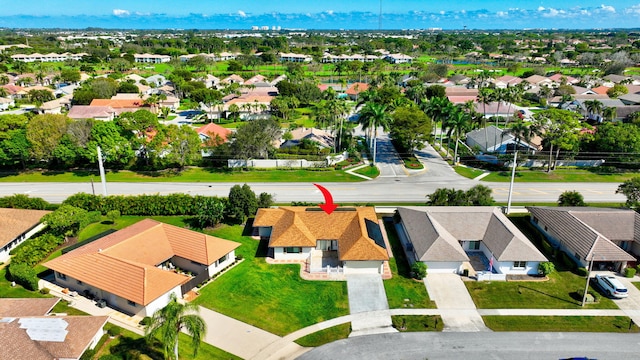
top-left (391, 315), bottom-right (444, 332)
top-left (466, 270), bottom-right (618, 309)
top-left (51, 299), bottom-right (89, 315)
top-left (96, 323), bottom-right (240, 360)
top-left (480, 168), bottom-right (640, 183)
top-left (382, 221), bottom-right (435, 309)
top-left (193, 224), bottom-right (349, 336)
top-left (403, 157), bottom-right (424, 170)
top-left (454, 166), bottom-right (486, 179)
top-left (294, 323), bottom-right (351, 347)
top-left (0, 167), bottom-right (363, 183)
top-left (483, 316), bottom-right (640, 332)
top-left (353, 164), bottom-right (380, 179)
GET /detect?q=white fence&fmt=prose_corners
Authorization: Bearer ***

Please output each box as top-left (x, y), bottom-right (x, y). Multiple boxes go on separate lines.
top-left (476, 271), bottom-right (507, 281)
top-left (228, 151), bottom-right (348, 168)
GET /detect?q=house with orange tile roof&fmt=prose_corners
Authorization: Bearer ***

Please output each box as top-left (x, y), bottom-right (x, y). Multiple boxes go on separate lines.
top-left (197, 122), bottom-right (232, 143)
top-left (253, 207), bottom-right (389, 275)
top-left (0, 298), bottom-right (107, 360)
top-left (0, 208), bottom-right (51, 263)
top-left (345, 82), bottom-right (369, 100)
top-left (45, 219), bottom-right (240, 317)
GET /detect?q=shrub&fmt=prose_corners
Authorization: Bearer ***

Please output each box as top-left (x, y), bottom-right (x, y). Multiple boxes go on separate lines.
top-left (106, 210), bottom-right (121, 223)
top-left (11, 233), bottom-right (65, 267)
top-left (107, 326), bottom-right (122, 337)
top-left (80, 349), bottom-right (96, 360)
top-left (625, 267), bottom-right (636, 278)
top-left (411, 262), bottom-right (427, 279)
top-left (139, 316), bottom-right (152, 326)
top-left (538, 261), bottom-right (555, 276)
top-left (8, 263), bottom-right (39, 291)
top-left (576, 267), bottom-right (588, 277)
top-left (0, 194), bottom-right (49, 210)
top-left (98, 355), bottom-right (121, 360)
top-left (39, 288), bottom-right (50, 294)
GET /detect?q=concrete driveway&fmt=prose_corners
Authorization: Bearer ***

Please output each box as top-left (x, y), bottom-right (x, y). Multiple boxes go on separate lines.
top-left (424, 274), bottom-right (490, 332)
top-left (346, 274), bottom-right (395, 335)
top-left (374, 133), bottom-right (408, 178)
top-left (602, 273), bottom-right (640, 324)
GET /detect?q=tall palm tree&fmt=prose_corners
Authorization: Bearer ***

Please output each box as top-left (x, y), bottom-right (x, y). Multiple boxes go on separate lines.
top-left (505, 119), bottom-right (534, 154)
top-left (602, 106), bottom-right (616, 122)
top-left (145, 293), bottom-right (207, 360)
top-left (358, 102), bottom-right (392, 165)
top-left (584, 99), bottom-right (603, 120)
top-left (447, 108), bottom-right (472, 163)
top-left (421, 96), bottom-right (454, 149)
top-left (477, 87), bottom-right (494, 149)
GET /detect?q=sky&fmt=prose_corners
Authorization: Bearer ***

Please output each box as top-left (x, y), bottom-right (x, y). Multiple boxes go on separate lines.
top-left (2, 1), bottom-right (640, 29)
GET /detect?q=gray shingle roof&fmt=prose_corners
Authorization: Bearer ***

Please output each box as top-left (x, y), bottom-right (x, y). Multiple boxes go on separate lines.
top-left (397, 207), bottom-right (546, 262)
top-left (526, 207), bottom-right (636, 262)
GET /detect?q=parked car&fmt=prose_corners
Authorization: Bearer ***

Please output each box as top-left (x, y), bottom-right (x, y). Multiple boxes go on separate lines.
top-left (594, 274), bottom-right (628, 298)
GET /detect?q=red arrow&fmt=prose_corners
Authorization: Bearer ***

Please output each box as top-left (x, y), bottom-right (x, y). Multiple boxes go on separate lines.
top-left (314, 183), bottom-right (338, 215)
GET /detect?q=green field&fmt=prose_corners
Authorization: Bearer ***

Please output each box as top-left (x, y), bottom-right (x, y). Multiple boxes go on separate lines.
top-left (483, 316), bottom-right (640, 332)
top-left (479, 168), bottom-right (640, 183)
top-left (0, 167), bottom-right (364, 183)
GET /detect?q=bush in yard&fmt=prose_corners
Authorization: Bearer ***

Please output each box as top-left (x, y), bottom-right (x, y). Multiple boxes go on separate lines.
top-left (538, 261), bottom-right (555, 276)
top-left (39, 288), bottom-right (50, 294)
top-left (11, 233), bottom-right (65, 267)
top-left (558, 191), bottom-right (586, 207)
top-left (625, 267), bottom-right (636, 278)
top-left (42, 204), bottom-right (92, 237)
top-left (576, 267), bottom-right (588, 277)
top-left (139, 316), bottom-right (152, 326)
top-left (8, 263), bottom-right (39, 291)
top-left (0, 194), bottom-right (49, 210)
top-left (411, 262), bottom-right (427, 279)
top-left (107, 326), bottom-right (122, 337)
top-left (257, 192), bottom-right (274, 209)
top-left (227, 184), bottom-right (258, 223)
top-left (106, 209), bottom-right (121, 223)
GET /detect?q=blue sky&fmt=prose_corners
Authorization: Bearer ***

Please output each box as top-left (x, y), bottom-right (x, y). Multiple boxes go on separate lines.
top-left (2, 1), bottom-right (640, 29)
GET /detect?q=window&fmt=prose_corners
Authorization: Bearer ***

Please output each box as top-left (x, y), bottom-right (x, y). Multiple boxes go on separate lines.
top-left (58, 273), bottom-right (66, 280)
top-left (513, 261), bottom-right (527, 269)
top-left (469, 241), bottom-right (480, 250)
top-left (127, 300), bottom-right (137, 307)
top-left (284, 247), bottom-right (302, 254)
top-left (216, 253), bottom-right (229, 266)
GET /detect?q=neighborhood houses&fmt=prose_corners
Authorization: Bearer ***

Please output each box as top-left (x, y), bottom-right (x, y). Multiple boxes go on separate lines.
top-left (3, 24), bottom-right (640, 359)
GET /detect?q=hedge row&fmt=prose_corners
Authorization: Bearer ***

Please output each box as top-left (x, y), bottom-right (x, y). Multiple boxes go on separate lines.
top-left (11, 233), bottom-right (65, 267)
top-left (62, 193), bottom-right (227, 216)
top-left (0, 194), bottom-right (52, 210)
top-left (8, 263), bottom-right (39, 291)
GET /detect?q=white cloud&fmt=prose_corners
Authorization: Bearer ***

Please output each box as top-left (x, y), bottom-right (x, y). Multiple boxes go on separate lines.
top-left (237, 10), bottom-right (247, 18)
top-left (112, 9), bottom-right (130, 16)
top-left (496, 11), bottom-right (508, 17)
top-left (625, 4), bottom-right (640, 14)
top-left (439, 10), bottom-right (445, 15)
top-left (598, 4), bottom-right (616, 13)
top-left (326, 10), bottom-right (334, 15)
top-left (537, 6), bottom-right (545, 11)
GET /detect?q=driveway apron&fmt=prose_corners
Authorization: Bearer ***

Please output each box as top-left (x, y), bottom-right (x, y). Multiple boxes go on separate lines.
top-left (424, 273), bottom-right (490, 332)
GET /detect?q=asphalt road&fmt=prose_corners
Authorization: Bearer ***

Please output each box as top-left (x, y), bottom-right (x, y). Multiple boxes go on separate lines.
top-left (298, 332), bottom-right (640, 360)
top-left (0, 179), bottom-right (625, 204)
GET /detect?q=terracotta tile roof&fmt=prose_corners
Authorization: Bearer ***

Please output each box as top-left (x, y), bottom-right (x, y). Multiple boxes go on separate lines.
top-left (591, 86), bottom-right (611, 95)
top-left (254, 207), bottom-right (388, 261)
top-left (527, 207), bottom-right (637, 262)
top-left (0, 298), bottom-right (59, 317)
top-left (197, 123), bottom-right (232, 142)
top-left (0, 315), bottom-right (108, 360)
top-left (45, 219), bottom-right (240, 305)
top-left (0, 208), bottom-right (51, 248)
top-left (67, 105), bottom-right (115, 119)
top-left (345, 82), bottom-right (369, 95)
top-left (90, 98), bottom-right (145, 108)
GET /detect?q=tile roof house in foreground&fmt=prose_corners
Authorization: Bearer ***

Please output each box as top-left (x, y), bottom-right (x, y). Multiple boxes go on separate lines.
top-left (0, 208), bottom-right (51, 262)
top-left (45, 219), bottom-right (240, 317)
top-left (394, 207), bottom-right (547, 278)
top-left (254, 207), bottom-right (389, 275)
top-left (0, 298), bottom-right (107, 360)
top-left (527, 207), bottom-right (637, 271)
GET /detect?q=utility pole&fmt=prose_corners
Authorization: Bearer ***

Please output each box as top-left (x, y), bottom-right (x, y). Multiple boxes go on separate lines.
top-left (581, 255), bottom-right (595, 306)
top-left (506, 151), bottom-right (518, 214)
top-left (97, 146), bottom-right (108, 196)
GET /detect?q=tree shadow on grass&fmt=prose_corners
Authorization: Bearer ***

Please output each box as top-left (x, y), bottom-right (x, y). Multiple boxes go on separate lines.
top-left (519, 285), bottom-right (579, 306)
top-left (110, 336), bottom-right (164, 360)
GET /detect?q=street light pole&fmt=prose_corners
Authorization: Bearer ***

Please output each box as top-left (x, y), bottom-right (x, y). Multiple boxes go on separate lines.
top-left (506, 150), bottom-right (518, 214)
top-left (97, 146), bottom-right (108, 196)
top-left (581, 255), bottom-right (595, 307)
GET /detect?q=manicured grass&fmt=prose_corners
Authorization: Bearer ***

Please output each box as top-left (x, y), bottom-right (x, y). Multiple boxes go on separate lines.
top-left (483, 316), bottom-right (640, 332)
top-left (193, 224), bottom-right (349, 336)
top-left (480, 168), bottom-right (640, 183)
top-left (96, 323), bottom-right (240, 360)
top-left (51, 299), bottom-right (89, 315)
top-left (466, 270), bottom-right (618, 310)
top-left (0, 167), bottom-right (364, 183)
top-left (391, 315), bottom-right (444, 332)
top-left (294, 323), bottom-right (351, 347)
top-left (352, 164), bottom-right (380, 178)
top-left (78, 217), bottom-right (145, 241)
top-left (0, 267), bottom-right (44, 298)
top-left (382, 221), bottom-right (435, 309)
top-left (454, 166), bottom-right (486, 179)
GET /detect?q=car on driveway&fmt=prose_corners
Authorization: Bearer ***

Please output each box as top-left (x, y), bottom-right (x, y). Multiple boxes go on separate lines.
top-left (594, 274), bottom-right (628, 298)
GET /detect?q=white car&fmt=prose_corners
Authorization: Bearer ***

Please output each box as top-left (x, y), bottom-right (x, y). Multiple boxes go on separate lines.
top-left (595, 274), bottom-right (628, 298)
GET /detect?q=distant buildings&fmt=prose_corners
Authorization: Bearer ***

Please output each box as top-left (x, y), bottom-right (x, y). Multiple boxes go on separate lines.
top-left (11, 52), bottom-right (88, 62)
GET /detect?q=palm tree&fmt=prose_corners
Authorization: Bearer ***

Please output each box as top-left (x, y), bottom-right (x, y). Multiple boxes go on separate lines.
top-left (447, 108), bottom-right (472, 163)
top-left (505, 119), bottom-right (534, 153)
top-left (477, 87), bottom-right (493, 149)
top-left (145, 293), bottom-right (207, 360)
top-left (0, 74), bottom-right (10, 85)
top-left (421, 96), bottom-right (454, 149)
top-left (358, 102), bottom-right (392, 165)
top-left (584, 99), bottom-right (603, 120)
top-left (602, 106), bottom-right (616, 122)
